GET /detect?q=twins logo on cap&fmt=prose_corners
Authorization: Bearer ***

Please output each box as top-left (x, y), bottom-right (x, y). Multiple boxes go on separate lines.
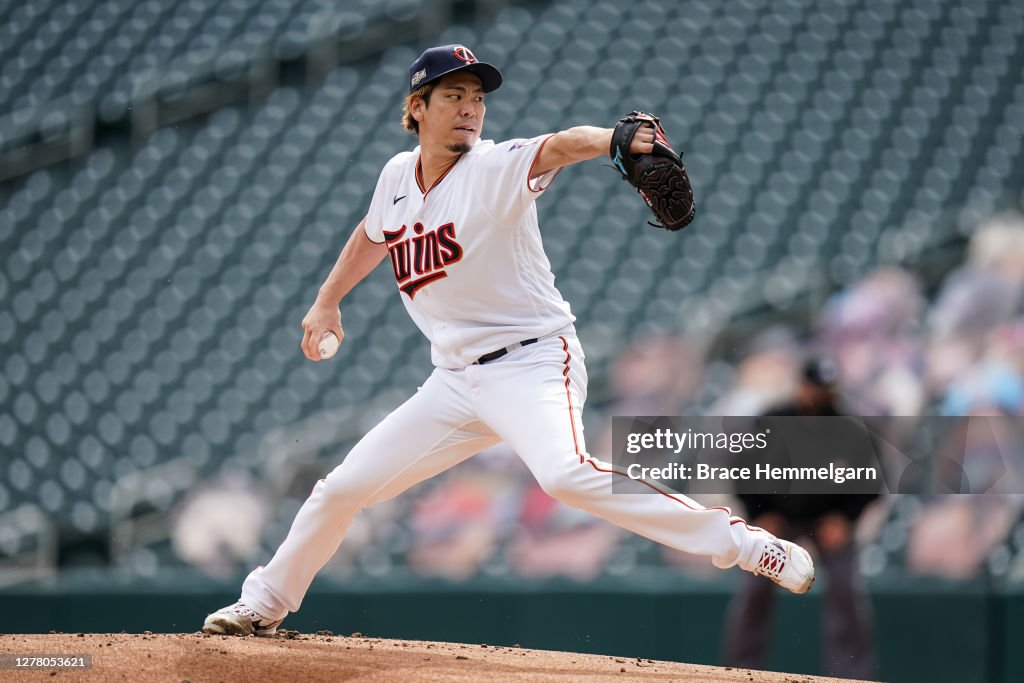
top-left (452, 46), bottom-right (477, 63)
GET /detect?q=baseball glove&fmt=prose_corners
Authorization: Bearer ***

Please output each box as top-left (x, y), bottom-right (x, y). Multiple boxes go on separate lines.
top-left (610, 111), bottom-right (696, 231)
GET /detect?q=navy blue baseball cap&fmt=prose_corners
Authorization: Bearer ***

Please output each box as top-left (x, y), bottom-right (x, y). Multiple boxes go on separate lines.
top-left (408, 44), bottom-right (502, 94)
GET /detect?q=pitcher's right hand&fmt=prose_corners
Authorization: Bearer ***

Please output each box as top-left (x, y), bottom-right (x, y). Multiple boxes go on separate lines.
top-left (301, 299), bottom-right (344, 361)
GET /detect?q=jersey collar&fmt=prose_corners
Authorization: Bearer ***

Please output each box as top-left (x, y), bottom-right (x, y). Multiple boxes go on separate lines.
top-left (415, 154), bottom-right (463, 198)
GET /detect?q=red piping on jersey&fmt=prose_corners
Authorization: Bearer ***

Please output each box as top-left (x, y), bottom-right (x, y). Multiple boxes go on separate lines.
top-left (416, 155), bottom-right (461, 197)
top-left (527, 133), bottom-right (563, 194)
top-left (556, 335), bottom-right (762, 532)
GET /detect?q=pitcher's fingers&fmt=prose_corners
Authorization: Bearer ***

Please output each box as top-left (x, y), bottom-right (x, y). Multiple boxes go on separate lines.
top-left (301, 328), bottom-right (316, 361)
top-left (330, 325), bottom-right (345, 345)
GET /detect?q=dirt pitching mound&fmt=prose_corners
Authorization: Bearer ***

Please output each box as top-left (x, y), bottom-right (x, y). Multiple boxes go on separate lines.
top-left (0, 633), bottom-right (875, 682)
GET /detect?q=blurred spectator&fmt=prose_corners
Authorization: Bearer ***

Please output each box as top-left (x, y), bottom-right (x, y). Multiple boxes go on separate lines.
top-left (905, 367), bottom-right (1024, 579)
top-left (708, 342), bottom-right (802, 417)
top-left (172, 471), bottom-right (270, 578)
top-left (941, 360), bottom-right (1024, 418)
top-left (508, 483), bottom-right (622, 580)
top-left (907, 496), bottom-right (1019, 580)
top-left (926, 213), bottom-right (1024, 395)
top-left (594, 333), bottom-right (706, 465)
top-left (988, 319), bottom-right (1024, 375)
top-left (819, 267), bottom-right (926, 415)
top-left (722, 358), bottom-right (878, 679)
top-left (405, 464), bottom-right (520, 580)
top-left (821, 267), bottom-right (925, 345)
top-left (608, 333), bottom-right (705, 416)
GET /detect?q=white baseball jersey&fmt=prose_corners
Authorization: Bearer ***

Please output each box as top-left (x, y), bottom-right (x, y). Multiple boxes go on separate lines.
top-left (363, 135), bottom-right (575, 369)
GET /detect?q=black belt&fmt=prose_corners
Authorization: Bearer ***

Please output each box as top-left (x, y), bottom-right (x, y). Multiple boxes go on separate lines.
top-left (473, 338), bottom-right (538, 365)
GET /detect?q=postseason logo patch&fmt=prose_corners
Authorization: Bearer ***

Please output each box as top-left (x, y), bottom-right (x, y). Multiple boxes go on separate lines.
top-left (411, 68), bottom-right (427, 88)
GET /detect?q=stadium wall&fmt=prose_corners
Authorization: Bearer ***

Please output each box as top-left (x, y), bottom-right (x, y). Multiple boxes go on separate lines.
top-left (1, 578), bottom-right (1018, 683)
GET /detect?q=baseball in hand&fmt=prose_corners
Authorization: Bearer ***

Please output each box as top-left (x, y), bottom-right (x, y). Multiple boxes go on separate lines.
top-left (317, 331), bottom-right (340, 360)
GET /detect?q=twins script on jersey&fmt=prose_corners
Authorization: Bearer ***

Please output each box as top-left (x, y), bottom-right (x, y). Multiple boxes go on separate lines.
top-left (364, 135), bottom-right (575, 369)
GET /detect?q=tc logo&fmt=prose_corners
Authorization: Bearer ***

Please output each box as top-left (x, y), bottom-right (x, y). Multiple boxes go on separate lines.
top-left (453, 46), bottom-right (477, 63)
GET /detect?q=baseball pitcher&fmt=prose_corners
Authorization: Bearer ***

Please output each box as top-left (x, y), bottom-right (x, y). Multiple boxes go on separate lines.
top-left (203, 44), bottom-right (813, 637)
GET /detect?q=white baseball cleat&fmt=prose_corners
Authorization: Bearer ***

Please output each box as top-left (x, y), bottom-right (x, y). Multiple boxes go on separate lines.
top-left (202, 601), bottom-right (283, 637)
top-left (750, 536), bottom-right (815, 595)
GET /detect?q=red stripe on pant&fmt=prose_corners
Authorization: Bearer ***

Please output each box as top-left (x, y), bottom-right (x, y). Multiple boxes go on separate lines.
top-left (556, 335), bottom-right (762, 532)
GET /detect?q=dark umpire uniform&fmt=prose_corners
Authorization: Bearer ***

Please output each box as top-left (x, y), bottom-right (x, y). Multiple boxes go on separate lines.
top-left (721, 358), bottom-right (879, 679)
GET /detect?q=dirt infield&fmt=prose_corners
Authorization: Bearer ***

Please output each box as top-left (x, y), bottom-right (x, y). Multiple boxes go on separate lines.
top-left (0, 633), bottom-right (875, 682)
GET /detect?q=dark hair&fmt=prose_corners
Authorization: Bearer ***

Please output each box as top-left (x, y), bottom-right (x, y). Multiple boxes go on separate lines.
top-left (802, 357), bottom-right (839, 387)
top-left (402, 83), bottom-right (435, 135)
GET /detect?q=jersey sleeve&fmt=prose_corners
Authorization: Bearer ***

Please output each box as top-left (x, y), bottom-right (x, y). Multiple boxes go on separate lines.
top-left (362, 167), bottom-right (391, 244)
top-left (472, 134), bottom-right (561, 224)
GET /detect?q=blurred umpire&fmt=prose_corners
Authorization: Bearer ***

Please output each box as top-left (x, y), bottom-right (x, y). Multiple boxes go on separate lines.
top-left (721, 357), bottom-right (878, 678)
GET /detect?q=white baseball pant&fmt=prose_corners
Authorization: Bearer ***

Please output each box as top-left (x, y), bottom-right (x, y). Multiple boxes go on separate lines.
top-left (242, 333), bottom-right (766, 618)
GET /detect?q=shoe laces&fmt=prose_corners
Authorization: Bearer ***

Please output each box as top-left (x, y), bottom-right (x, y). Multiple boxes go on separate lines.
top-left (756, 540), bottom-right (787, 580)
top-left (228, 602), bottom-right (267, 622)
